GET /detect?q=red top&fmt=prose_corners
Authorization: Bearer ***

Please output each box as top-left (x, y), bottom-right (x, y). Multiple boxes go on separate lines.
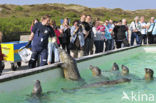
top-left (0, 45), bottom-right (4, 61)
top-left (54, 29), bottom-right (61, 45)
top-left (96, 25), bottom-right (105, 32)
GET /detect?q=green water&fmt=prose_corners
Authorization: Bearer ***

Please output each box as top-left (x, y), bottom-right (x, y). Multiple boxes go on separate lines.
top-left (1, 51), bottom-right (156, 103)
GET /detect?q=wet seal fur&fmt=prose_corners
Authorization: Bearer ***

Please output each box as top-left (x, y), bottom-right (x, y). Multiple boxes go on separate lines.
top-left (32, 80), bottom-right (42, 97)
top-left (145, 68), bottom-right (154, 81)
top-left (58, 48), bottom-right (81, 81)
top-left (112, 62), bottom-right (119, 71)
top-left (121, 65), bottom-right (129, 76)
top-left (62, 78), bottom-right (131, 91)
top-left (89, 65), bottom-right (102, 77)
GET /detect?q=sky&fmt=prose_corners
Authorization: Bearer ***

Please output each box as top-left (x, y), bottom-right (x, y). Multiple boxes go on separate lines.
top-left (0, 0), bottom-right (156, 10)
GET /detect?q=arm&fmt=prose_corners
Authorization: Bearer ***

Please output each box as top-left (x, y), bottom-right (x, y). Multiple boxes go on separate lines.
top-left (146, 23), bottom-right (151, 29)
top-left (81, 23), bottom-right (89, 39)
top-left (50, 27), bottom-right (57, 43)
top-left (25, 32), bottom-right (34, 48)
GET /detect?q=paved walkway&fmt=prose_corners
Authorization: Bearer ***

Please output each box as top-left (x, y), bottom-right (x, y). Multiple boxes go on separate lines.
top-left (2, 62), bottom-right (29, 75)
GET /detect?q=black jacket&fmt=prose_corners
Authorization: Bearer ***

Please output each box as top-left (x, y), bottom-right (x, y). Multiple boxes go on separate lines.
top-left (113, 25), bottom-right (128, 41)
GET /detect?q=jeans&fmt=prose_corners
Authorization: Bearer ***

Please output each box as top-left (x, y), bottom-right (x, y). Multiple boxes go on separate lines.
top-left (105, 39), bottom-right (112, 51)
top-left (111, 39), bottom-right (115, 50)
top-left (48, 42), bottom-right (59, 63)
top-left (140, 34), bottom-right (147, 44)
top-left (94, 40), bottom-right (104, 53)
top-left (131, 32), bottom-right (141, 46)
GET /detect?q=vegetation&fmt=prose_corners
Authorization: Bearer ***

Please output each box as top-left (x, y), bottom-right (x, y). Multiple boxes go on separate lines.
top-left (0, 3), bottom-right (156, 42)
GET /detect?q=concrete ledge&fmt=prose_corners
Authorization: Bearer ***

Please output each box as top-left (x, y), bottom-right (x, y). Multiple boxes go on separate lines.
top-left (0, 62), bottom-right (62, 83)
top-left (76, 45), bottom-right (140, 62)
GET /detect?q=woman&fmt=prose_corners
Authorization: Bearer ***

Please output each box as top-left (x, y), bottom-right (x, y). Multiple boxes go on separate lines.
top-left (70, 20), bottom-right (85, 58)
top-left (30, 18), bottom-right (39, 32)
top-left (47, 20), bottom-right (59, 65)
top-left (92, 21), bottom-right (105, 53)
top-left (0, 32), bottom-right (5, 75)
top-left (60, 18), bottom-right (71, 54)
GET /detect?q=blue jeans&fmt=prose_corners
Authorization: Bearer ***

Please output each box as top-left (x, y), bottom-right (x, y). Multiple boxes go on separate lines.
top-left (48, 42), bottom-right (59, 63)
top-left (131, 32), bottom-right (141, 46)
top-left (105, 39), bottom-right (112, 51)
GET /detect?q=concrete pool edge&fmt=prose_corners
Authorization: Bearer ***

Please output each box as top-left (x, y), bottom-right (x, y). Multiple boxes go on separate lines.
top-left (0, 45), bottom-right (140, 83)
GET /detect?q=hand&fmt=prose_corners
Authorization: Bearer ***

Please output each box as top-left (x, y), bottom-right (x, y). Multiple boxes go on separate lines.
top-left (52, 37), bottom-right (57, 43)
top-left (102, 32), bottom-right (105, 35)
top-left (133, 29), bottom-right (138, 32)
top-left (25, 41), bottom-right (31, 48)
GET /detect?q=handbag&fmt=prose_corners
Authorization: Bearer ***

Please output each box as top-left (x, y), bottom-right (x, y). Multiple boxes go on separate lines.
top-left (123, 38), bottom-right (129, 47)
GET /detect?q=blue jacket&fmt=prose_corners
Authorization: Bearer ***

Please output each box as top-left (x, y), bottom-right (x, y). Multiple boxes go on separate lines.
top-left (104, 25), bottom-right (112, 40)
top-left (70, 26), bottom-right (85, 47)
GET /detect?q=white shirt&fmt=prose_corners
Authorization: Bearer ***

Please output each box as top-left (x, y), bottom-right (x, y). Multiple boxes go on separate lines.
top-left (140, 22), bottom-right (147, 34)
top-left (129, 21), bottom-right (141, 32)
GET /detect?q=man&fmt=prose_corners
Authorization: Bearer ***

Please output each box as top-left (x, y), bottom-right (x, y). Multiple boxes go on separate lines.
top-left (113, 19), bottom-right (129, 49)
top-left (139, 16), bottom-right (147, 45)
top-left (26, 15), bottom-right (56, 68)
top-left (129, 16), bottom-right (141, 46)
top-left (109, 19), bottom-right (115, 49)
top-left (85, 15), bottom-right (94, 55)
top-left (79, 14), bottom-right (91, 56)
top-left (147, 17), bottom-right (156, 44)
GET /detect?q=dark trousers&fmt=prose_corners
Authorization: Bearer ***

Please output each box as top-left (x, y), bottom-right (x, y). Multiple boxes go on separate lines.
top-left (105, 39), bottom-right (112, 51)
top-left (29, 48), bottom-right (48, 68)
top-left (0, 61), bottom-right (4, 75)
top-left (62, 43), bottom-right (70, 54)
top-left (94, 40), bottom-right (104, 53)
top-left (84, 38), bottom-right (90, 56)
top-left (147, 32), bottom-right (153, 44)
top-left (89, 38), bottom-right (94, 55)
top-left (116, 41), bottom-right (123, 49)
top-left (131, 32), bottom-right (141, 46)
top-left (140, 34), bottom-right (147, 44)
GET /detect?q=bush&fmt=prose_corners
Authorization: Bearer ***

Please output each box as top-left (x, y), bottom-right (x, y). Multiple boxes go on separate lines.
top-left (15, 6), bottom-right (23, 11)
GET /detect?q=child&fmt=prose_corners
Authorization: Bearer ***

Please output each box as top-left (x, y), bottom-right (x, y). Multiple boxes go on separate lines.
top-left (0, 32), bottom-right (5, 75)
top-left (96, 21), bottom-right (106, 40)
top-left (96, 21), bottom-right (105, 33)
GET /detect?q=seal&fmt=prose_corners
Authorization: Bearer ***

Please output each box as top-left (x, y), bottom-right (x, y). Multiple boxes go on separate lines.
top-left (145, 68), bottom-right (154, 81)
top-left (32, 80), bottom-right (42, 97)
top-left (112, 62), bottom-right (119, 71)
top-left (62, 78), bottom-right (131, 91)
top-left (121, 65), bottom-right (129, 76)
top-left (82, 78), bottom-right (131, 88)
top-left (89, 65), bottom-right (101, 77)
top-left (58, 48), bottom-right (81, 81)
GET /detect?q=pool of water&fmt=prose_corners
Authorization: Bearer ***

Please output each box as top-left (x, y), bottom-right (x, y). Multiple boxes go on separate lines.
top-left (1, 47), bottom-right (156, 103)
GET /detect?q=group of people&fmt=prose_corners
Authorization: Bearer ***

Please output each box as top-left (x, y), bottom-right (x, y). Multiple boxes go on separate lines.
top-left (25, 15), bottom-right (156, 68)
